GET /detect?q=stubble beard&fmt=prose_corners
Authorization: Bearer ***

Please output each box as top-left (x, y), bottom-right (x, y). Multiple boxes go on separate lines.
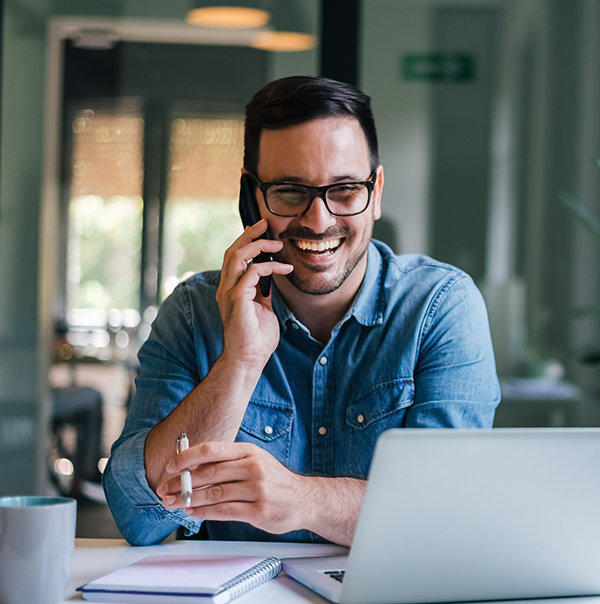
top-left (274, 222), bottom-right (374, 296)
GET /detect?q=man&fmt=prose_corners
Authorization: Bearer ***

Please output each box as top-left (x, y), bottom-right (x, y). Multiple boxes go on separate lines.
top-left (103, 76), bottom-right (500, 547)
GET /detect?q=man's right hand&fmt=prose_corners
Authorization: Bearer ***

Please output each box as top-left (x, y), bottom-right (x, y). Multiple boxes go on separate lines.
top-left (216, 219), bottom-right (293, 369)
top-left (144, 219), bottom-right (292, 494)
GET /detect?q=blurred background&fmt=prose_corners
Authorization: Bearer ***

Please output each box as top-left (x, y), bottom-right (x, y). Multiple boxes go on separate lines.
top-left (1, 0), bottom-right (599, 536)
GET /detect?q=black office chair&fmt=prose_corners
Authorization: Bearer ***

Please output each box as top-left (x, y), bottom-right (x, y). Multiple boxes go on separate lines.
top-left (50, 386), bottom-right (104, 495)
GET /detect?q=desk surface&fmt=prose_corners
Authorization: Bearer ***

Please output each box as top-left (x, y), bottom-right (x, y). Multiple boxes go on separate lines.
top-left (65, 538), bottom-right (348, 602)
top-left (65, 538), bottom-right (600, 604)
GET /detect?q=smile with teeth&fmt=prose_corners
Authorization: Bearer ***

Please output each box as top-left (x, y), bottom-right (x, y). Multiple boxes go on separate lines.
top-left (294, 238), bottom-right (342, 253)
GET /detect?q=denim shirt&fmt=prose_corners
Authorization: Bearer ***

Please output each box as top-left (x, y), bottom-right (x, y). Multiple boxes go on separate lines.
top-left (103, 241), bottom-right (500, 545)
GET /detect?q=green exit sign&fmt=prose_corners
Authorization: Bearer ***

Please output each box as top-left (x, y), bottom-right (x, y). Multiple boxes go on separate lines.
top-left (402, 53), bottom-right (476, 83)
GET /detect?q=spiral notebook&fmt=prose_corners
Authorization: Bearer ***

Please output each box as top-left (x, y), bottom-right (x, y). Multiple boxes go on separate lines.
top-left (77, 553), bottom-right (282, 603)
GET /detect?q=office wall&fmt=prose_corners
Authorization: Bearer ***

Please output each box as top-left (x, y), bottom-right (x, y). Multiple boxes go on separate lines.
top-left (495, 0), bottom-right (599, 384)
top-left (429, 6), bottom-right (499, 282)
top-left (481, 0), bottom-right (550, 375)
top-left (361, 0), bottom-right (432, 255)
top-left (0, 0), bottom-right (49, 494)
top-left (361, 0), bottom-right (600, 392)
top-left (569, 0), bottom-right (600, 392)
top-left (479, 0), bottom-right (599, 387)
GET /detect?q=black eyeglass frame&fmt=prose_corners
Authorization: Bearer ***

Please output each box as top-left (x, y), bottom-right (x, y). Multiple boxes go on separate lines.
top-left (249, 169), bottom-right (378, 217)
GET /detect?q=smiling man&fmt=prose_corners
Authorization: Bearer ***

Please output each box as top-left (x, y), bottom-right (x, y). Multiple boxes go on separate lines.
top-left (103, 76), bottom-right (500, 547)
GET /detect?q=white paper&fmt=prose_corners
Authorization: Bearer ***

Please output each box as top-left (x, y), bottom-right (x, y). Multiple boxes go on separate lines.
top-left (86, 554), bottom-right (268, 594)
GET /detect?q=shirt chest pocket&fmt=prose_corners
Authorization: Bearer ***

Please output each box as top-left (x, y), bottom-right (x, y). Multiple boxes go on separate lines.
top-left (345, 378), bottom-right (414, 475)
top-left (236, 400), bottom-right (294, 466)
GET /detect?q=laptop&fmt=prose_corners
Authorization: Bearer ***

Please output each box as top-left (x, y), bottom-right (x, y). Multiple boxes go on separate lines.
top-left (283, 428), bottom-right (600, 604)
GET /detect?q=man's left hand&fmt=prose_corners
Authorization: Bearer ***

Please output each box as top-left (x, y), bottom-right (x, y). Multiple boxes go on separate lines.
top-left (157, 441), bottom-right (307, 535)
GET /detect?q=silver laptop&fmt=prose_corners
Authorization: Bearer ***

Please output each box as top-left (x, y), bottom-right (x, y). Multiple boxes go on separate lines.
top-left (283, 428), bottom-right (600, 604)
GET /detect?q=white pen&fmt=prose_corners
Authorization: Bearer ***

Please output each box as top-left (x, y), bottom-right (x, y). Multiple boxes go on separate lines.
top-left (177, 432), bottom-right (192, 507)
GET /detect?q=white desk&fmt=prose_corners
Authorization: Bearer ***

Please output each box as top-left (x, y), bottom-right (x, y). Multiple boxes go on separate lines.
top-left (64, 538), bottom-right (347, 602)
top-left (64, 539), bottom-right (600, 604)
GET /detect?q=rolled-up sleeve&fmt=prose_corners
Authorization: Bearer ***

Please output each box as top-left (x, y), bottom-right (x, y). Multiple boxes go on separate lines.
top-left (103, 430), bottom-right (200, 545)
top-left (102, 283), bottom-right (211, 545)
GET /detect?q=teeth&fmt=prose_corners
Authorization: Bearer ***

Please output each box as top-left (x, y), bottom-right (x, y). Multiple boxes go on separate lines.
top-left (295, 238), bottom-right (341, 252)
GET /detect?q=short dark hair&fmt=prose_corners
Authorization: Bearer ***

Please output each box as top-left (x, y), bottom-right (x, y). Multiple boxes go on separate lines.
top-left (244, 75), bottom-right (379, 175)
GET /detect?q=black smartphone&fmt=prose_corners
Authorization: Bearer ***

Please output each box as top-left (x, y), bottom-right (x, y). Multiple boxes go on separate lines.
top-left (238, 173), bottom-right (272, 297)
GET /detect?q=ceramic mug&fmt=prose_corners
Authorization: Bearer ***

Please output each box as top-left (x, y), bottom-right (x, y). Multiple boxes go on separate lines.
top-left (0, 496), bottom-right (77, 604)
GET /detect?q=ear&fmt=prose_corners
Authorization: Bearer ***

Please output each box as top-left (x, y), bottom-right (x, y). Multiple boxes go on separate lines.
top-left (372, 166), bottom-right (384, 221)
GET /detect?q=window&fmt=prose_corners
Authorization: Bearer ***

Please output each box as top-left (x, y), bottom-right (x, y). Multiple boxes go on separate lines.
top-left (162, 116), bottom-right (244, 299)
top-left (58, 40), bottom-right (267, 361)
top-left (68, 110), bottom-right (144, 314)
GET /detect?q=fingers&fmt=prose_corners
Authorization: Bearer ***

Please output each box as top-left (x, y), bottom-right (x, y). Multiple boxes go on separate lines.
top-left (162, 477), bottom-right (255, 510)
top-left (222, 219), bottom-right (278, 269)
top-left (234, 261), bottom-right (293, 296)
top-left (185, 501), bottom-right (256, 523)
top-left (158, 441), bottom-right (267, 497)
top-left (158, 458), bottom-right (245, 500)
top-left (240, 217), bottom-right (269, 241)
top-left (229, 238), bottom-right (285, 267)
top-left (221, 239), bottom-right (288, 288)
top-left (218, 220), bottom-right (292, 305)
top-left (167, 441), bottom-right (255, 475)
top-left (157, 442), bottom-right (303, 534)
top-left (158, 442), bottom-right (258, 498)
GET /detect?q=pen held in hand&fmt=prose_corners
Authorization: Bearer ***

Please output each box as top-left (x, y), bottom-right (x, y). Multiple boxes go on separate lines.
top-left (177, 432), bottom-right (193, 507)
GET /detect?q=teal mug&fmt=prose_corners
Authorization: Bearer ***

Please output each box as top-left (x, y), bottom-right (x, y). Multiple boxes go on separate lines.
top-left (0, 496), bottom-right (76, 604)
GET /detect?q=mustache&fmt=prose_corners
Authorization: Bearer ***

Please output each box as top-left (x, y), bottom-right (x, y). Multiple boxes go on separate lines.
top-left (279, 226), bottom-right (350, 241)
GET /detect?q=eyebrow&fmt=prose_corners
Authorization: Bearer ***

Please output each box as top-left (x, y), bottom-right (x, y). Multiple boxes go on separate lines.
top-left (268, 174), bottom-right (365, 184)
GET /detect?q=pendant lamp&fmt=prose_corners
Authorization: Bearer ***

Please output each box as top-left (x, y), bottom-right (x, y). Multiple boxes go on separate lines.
top-left (251, 0), bottom-right (317, 51)
top-left (186, 1), bottom-right (271, 29)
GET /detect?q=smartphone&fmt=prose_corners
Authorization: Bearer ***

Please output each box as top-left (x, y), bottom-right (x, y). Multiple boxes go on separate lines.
top-left (238, 173), bottom-right (273, 297)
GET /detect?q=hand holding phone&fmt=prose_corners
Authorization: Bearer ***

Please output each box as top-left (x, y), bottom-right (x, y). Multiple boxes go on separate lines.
top-left (238, 173), bottom-right (273, 297)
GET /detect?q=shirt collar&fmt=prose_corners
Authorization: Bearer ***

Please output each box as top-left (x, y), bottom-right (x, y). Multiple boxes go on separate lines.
top-left (349, 241), bottom-right (385, 327)
top-left (272, 240), bottom-right (385, 333)
top-left (271, 285), bottom-right (296, 335)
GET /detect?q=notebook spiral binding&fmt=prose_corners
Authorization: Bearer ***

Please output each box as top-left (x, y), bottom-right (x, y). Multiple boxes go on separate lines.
top-left (217, 557), bottom-right (282, 602)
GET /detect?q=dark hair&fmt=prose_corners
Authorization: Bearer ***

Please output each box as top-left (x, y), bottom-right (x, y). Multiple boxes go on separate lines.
top-left (244, 75), bottom-right (379, 175)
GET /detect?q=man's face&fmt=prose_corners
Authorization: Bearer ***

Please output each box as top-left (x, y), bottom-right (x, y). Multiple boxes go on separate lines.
top-left (255, 116), bottom-right (383, 296)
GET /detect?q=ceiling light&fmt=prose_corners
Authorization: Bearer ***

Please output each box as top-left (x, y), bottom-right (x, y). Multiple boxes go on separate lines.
top-left (187, 6), bottom-right (270, 29)
top-left (251, 31), bottom-right (317, 52)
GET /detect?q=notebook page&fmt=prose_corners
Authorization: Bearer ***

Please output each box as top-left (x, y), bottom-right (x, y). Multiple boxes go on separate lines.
top-left (87, 555), bottom-right (268, 594)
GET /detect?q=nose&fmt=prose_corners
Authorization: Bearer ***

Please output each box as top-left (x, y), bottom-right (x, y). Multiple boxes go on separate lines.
top-left (298, 194), bottom-right (337, 233)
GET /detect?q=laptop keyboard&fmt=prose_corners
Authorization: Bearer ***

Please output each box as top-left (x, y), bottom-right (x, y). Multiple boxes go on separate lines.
top-left (325, 570), bottom-right (346, 583)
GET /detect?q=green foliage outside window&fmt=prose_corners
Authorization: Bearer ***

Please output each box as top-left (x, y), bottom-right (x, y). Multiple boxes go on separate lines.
top-left (68, 195), bottom-right (143, 311)
top-left (162, 198), bottom-right (243, 298)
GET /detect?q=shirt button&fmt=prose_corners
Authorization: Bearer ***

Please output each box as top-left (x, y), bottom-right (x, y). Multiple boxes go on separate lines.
top-left (319, 356), bottom-right (328, 366)
top-left (318, 426), bottom-right (327, 435)
top-left (292, 323), bottom-right (299, 330)
top-left (263, 426), bottom-right (273, 435)
top-left (357, 414), bottom-right (365, 424)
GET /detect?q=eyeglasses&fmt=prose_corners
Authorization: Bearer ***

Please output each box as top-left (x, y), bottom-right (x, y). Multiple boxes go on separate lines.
top-left (249, 170), bottom-right (377, 217)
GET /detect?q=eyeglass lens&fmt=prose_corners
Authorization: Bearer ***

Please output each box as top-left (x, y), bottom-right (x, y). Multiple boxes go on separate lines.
top-left (267, 183), bottom-right (370, 216)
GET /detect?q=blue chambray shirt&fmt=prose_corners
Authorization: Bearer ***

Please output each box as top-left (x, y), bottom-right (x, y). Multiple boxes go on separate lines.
top-left (103, 241), bottom-right (500, 545)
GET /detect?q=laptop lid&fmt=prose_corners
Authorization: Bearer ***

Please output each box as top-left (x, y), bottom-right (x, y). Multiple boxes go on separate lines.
top-left (337, 428), bottom-right (600, 604)
top-left (285, 429), bottom-right (600, 604)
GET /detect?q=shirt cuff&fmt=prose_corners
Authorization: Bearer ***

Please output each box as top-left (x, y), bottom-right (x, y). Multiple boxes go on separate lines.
top-left (109, 429), bottom-right (202, 531)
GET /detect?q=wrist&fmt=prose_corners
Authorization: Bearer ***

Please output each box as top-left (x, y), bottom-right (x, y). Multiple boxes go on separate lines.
top-left (215, 349), bottom-right (268, 395)
top-left (299, 476), bottom-right (367, 546)
top-left (220, 344), bottom-right (270, 375)
top-left (292, 475), bottom-right (329, 533)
